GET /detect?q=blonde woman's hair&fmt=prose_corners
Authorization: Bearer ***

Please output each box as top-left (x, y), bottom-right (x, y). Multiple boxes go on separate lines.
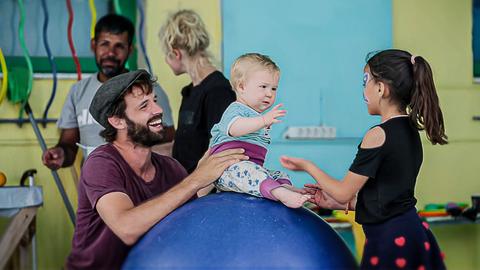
top-left (230, 53), bottom-right (280, 91)
top-left (159, 9), bottom-right (210, 56)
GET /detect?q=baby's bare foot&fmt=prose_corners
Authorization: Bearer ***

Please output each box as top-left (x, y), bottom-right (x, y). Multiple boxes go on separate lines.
top-left (271, 186), bottom-right (312, 208)
top-left (279, 184), bottom-right (306, 194)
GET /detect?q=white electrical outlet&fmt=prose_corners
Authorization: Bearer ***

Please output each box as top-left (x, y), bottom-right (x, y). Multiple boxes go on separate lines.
top-left (283, 126), bottom-right (336, 140)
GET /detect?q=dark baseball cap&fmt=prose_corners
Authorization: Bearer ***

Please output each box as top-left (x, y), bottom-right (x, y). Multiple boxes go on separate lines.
top-left (89, 69), bottom-right (151, 128)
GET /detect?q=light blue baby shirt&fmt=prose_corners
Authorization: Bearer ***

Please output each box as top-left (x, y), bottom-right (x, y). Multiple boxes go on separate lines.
top-left (209, 102), bottom-right (271, 148)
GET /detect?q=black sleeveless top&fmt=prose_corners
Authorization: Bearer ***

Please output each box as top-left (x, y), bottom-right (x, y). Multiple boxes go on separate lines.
top-left (349, 117), bottom-right (422, 224)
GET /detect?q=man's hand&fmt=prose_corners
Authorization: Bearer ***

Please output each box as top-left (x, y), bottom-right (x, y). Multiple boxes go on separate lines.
top-left (262, 104), bottom-right (286, 127)
top-left (42, 147), bottom-right (65, 170)
top-left (43, 128), bottom-right (80, 168)
top-left (189, 148), bottom-right (248, 189)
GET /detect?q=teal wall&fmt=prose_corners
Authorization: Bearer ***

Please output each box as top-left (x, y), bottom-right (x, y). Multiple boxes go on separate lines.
top-left (222, 0), bottom-right (391, 185)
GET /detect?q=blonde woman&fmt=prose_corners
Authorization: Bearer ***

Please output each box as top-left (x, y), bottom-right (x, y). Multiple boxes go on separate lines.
top-left (160, 9), bottom-right (236, 173)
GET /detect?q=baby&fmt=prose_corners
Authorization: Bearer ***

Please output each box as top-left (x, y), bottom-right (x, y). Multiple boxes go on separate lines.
top-left (209, 53), bottom-right (310, 208)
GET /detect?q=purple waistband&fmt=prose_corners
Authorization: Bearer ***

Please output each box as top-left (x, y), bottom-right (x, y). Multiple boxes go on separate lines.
top-left (211, 141), bottom-right (267, 166)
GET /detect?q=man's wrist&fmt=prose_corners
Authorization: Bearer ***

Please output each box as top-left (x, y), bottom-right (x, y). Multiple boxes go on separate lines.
top-left (54, 144), bottom-right (68, 166)
top-left (182, 173), bottom-right (203, 192)
top-left (55, 143), bottom-right (67, 153)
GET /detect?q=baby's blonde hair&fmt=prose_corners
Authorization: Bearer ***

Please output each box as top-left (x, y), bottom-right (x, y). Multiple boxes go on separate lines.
top-left (230, 53), bottom-right (280, 92)
top-left (159, 9), bottom-right (210, 56)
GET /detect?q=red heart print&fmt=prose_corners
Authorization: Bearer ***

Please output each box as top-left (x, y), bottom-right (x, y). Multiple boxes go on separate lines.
top-left (395, 258), bottom-right (407, 268)
top-left (424, 242), bottom-right (430, 251)
top-left (422, 221), bottom-right (430, 230)
top-left (370, 256), bottom-right (379, 266)
top-left (394, 236), bottom-right (406, 247)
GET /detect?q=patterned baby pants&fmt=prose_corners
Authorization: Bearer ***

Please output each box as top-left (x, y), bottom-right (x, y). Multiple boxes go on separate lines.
top-left (215, 160), bottom-right (292, 200)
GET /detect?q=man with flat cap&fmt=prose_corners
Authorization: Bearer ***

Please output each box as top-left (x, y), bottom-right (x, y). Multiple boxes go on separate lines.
top-left (65, 70), bottom-right (247, 269)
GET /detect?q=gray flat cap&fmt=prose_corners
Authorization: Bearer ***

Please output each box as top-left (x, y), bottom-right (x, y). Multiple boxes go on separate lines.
top-left (89, 70), bottom-right (150, 128)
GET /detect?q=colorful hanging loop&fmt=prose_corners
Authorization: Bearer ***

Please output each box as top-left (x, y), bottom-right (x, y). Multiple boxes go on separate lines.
top-left (113, 0), bottom-right (123, 14)
top-left (17, 0), bottom-right (34, 118)
top-left (89, 0), bottom-right (97, 39)
top-left (66, 0), bottom-right (82, 81)
top-left (40, 0), bottom-right (58, 126)
top-left (0, 48), bottom-right (8, 105)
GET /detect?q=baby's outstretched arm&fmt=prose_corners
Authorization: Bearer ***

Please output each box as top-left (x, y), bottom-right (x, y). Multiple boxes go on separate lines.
top-left (229, 104), bottom-right (286, 137)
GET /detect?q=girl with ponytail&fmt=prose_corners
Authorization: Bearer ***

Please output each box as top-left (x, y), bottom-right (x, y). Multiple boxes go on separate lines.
top-left (280, 49), bottom-right (447, 269)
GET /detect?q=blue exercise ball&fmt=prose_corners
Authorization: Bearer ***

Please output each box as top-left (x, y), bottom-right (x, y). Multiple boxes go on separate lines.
top-left (123, 192), bottom-right (358, 269)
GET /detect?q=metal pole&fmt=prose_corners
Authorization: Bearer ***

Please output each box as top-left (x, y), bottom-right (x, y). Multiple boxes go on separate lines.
top-left (25, 103), bottom-right (76, 225)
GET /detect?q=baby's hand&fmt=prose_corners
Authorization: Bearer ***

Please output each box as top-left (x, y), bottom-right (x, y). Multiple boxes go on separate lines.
top-left (262, 104), bottom-right (286, 127)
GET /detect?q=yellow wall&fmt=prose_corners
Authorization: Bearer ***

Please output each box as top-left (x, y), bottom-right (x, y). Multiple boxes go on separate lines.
top-left (393, 0), bottom-right (480, 268)
top-left (0, 79), bottom-right (78, 269)
top-left (0, 0), bottom-right (221, 268)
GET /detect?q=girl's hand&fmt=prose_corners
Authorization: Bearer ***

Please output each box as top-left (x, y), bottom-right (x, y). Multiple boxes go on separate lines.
top-left (279, 156), bottom-right (311, 171)
top-left (305, 184), bottom-right (347, 210)
top-left (304, 183), bottom-right (320, 203)
top-left (304, 183), bottom-right (321, 191)
top-left (262, 104), bottom-right (286, 127)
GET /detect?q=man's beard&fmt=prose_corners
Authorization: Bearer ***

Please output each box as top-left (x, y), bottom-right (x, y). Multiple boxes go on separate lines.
top-left (125, 115), bottom-right (165, 147)
top-left (96, 57), bottom-right (125, 78)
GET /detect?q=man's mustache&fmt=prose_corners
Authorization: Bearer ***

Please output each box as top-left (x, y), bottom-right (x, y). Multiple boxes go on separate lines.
top-left (100, 57), bottom-right (121, 65)
top-left (147, 114), bottom-right (163, 125)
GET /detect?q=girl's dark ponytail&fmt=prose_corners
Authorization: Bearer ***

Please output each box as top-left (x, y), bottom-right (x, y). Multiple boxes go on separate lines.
top-left (367, 49), bottom-right (448, 145)
top-left (410, 56), bottom-right (448, 145)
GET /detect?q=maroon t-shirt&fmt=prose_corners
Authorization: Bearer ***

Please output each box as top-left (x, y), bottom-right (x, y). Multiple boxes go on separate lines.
top-left (66, 144), bottom-right (189, 269)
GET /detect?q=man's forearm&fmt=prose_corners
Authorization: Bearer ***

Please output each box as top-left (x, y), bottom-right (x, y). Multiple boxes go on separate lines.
top-left (107, 176), bottom-right (201, 245)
